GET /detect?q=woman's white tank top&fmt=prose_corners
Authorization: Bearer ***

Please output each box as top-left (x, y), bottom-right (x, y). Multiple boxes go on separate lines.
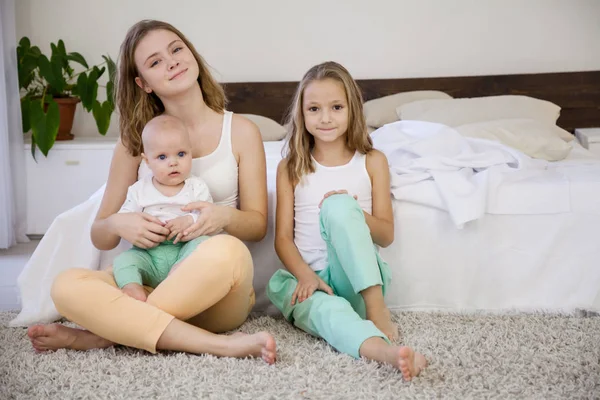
top-left (293, 152), bottom-right (372, 271)
top-left (138, 111), bottom-right (239, 209)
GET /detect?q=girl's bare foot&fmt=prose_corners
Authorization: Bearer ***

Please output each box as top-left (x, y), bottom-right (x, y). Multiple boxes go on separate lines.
top-left (27, 324), bottom-right (113, 352)
top-left (367, 306), bottom-right (399, 341)
top-left (226, 331), bottom-right (277, 364)
top-left (122, 283), bottom-right (147, 302)
top-left (359, 337), bottom-right (427, 381)
top-left (396, 346), bottom-right (427, 381)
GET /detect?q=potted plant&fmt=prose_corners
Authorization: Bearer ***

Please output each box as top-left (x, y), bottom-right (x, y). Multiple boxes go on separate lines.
top-left (17, 36), bottom-right (116, 158)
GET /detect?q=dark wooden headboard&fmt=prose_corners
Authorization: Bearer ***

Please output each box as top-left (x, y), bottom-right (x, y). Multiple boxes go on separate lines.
top-left (222, 70), bottom-right (600, 132)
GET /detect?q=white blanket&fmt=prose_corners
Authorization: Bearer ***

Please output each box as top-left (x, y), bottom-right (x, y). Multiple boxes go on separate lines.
top-left (372, 121), bottom-right (572, 228)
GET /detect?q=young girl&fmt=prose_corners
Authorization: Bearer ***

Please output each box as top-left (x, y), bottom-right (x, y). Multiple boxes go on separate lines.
top-left (267, 61), bottom-right (426, 380)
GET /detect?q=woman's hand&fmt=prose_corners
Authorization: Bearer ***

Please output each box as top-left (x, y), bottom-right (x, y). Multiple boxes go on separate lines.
top-left (291, 273), bottom-right (334, 305)
top-left (318, 190), bottom-right (357, 208)
top-left (165, 215), bottom-right (195, 244)
top-left (109, 212), bottom-right (169, 249)
top-left (179, 201), bottom-right (233, 241)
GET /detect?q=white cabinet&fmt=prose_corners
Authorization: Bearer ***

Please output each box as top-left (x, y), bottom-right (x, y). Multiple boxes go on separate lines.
top-left (24, 137), bottom-right (117, 235)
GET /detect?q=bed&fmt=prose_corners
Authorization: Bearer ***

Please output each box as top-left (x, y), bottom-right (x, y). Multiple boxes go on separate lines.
top-left (10, 70), bottom-right (600, 327)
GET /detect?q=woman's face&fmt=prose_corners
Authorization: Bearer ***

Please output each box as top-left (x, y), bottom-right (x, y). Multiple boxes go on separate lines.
top-left (134, 29), bottom-right (200, 98)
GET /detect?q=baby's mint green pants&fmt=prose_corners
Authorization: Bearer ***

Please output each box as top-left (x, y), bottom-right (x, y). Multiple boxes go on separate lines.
top-left (113, 236), bottom-right (209, 289)
top-left (267, 194), bottom-right (392, 358)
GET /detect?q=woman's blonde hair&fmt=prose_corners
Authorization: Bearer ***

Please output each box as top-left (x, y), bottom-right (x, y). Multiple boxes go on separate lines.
top-left (284, 61), bottom-right (371, 185)
top-left (116, 20), bottom-right (226, 156)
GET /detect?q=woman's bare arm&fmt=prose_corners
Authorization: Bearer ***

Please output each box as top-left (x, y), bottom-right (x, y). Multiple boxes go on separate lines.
top-left (90, 140), bottom-right (141, 250)
top-left (228, 115), bottom-right (268, 241)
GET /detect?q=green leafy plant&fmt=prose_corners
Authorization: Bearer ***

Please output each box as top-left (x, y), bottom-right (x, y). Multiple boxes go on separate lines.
top-left (17, 37), bottom-right (116, 158)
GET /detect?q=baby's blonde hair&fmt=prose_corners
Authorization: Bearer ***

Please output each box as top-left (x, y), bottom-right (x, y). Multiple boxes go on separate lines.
top-left (284, 61), bottom-right (371, 185)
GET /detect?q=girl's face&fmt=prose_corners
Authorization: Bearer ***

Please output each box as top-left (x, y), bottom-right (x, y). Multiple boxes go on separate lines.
top-left (302, 78), bottom-right (349, 145)
top-left (134, 29), bottom-right (200, 98)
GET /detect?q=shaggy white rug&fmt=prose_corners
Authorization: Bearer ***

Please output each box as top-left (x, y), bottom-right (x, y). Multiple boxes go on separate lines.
top-left (1, 311), bottom-right (599, 399)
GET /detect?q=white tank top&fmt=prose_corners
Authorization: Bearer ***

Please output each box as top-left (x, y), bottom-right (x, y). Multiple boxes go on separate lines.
top-left (294, 151), bottom-right (372, 271)
top-left (138, 111), bottom-right (239, 209)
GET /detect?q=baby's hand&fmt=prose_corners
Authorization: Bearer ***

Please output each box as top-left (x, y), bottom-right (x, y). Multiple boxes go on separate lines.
top-left (165, 215), bottom-right (195, 244)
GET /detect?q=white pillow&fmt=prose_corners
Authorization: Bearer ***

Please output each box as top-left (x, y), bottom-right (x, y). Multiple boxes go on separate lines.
top-left (397, 95), bottom-right (561, 127)
top-left (363, 90), bottom-right (452, 128)
top-left (240, 114), bottom-right (286, 141)
top-left (455, 118), bottom-right (572, 161)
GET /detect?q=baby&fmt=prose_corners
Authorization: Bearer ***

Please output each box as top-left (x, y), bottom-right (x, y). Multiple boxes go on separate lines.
top-left (113, 115), bottom-right (212, 301)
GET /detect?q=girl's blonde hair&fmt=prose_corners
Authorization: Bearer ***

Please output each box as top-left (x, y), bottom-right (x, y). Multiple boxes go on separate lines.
top-left (116, 20), bottom-right (226, 156)
top-left (284, 61), bottom-right (371, 185)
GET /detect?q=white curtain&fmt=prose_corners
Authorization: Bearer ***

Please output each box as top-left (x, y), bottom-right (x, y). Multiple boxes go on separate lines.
top-left (0, 0), bottom-right (28, 248)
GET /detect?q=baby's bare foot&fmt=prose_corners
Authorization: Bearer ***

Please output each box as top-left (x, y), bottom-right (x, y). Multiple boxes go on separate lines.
top-left (122, 283), bottom-right (147, 302)
top-left (226, 331), bottom-right (277, 364)
top-left (367, 306), bottom-right (398, 341)
top-left (27, 324), bottom-right (113, 352)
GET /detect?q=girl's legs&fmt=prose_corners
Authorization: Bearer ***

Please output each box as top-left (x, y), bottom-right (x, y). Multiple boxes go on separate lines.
top-left (28, 235), bottom-right (275, 363)
top-left (267, 269), bottom-right (386, 359)
top-left (267, 269), bottom-right (424, 379)
top-left (267, 194), bottom-right (426, 378)
top-left (319, 194), bottom-right (397, 340)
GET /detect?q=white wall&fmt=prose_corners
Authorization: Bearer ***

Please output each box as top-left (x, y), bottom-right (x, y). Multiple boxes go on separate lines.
top-left (15, 0), bottom-right (600, 137)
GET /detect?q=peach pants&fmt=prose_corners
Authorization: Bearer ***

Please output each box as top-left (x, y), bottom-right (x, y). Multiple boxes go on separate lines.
top-left (50, 235), bottom-right (255, 353)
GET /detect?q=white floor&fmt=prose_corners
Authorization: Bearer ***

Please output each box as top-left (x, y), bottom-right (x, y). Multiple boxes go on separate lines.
top-left (0, 240), bottom-right (39, 312)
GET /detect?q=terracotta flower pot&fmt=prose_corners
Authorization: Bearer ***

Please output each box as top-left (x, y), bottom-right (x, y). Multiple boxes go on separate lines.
top-left (53, 97), bottom-right (80, 141)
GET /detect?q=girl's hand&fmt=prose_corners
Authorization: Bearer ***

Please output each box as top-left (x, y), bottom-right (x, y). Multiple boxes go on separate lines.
top-left (179, 201), bottom-right (233, 241)
top-left (291, 273), bottom-right (334, 305)
top-left (165, 215), bottom-right (195, 244)
top-left (318, 190), bottom-right (357, 208)
top-left (109, 212), bottom-right (169, 249)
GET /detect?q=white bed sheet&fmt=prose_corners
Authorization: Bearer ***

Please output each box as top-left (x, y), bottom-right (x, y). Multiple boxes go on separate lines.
top-left (11, 138), bottom-right (600, 327)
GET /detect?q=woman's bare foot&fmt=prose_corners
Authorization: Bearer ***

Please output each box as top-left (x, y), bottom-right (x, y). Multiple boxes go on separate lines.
top-left (122, 283), bottom-right (147, 302)
top-left (359, 337), bottom-right (426, 381)
top-left (367, 306), bottom-right (399, 341)
top-left (226, 331), bottom-right (277, 364)
top-left (27, 324), bottom-right (113, 353)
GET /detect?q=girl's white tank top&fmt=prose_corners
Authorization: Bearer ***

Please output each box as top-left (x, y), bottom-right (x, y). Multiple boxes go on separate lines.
top-left (293, 151), bottom-right (372, 271)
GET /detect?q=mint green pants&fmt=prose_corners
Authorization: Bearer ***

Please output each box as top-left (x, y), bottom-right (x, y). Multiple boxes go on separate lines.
top-left (267, 194), bottom-right (392, 358)
top-left (113, 236), bottom-right (210, 289)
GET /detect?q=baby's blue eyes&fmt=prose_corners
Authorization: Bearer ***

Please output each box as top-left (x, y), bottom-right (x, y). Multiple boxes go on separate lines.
top-left (157, 152), bottom-right (185, 160)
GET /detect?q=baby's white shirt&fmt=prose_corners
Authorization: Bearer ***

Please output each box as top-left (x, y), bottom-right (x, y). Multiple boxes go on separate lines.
top-left (119, 175), bottom-right (213, 223)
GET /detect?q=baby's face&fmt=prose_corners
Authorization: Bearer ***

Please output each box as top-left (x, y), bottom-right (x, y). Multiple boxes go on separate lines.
top-left (143, 127), bottom-right (193, 186)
